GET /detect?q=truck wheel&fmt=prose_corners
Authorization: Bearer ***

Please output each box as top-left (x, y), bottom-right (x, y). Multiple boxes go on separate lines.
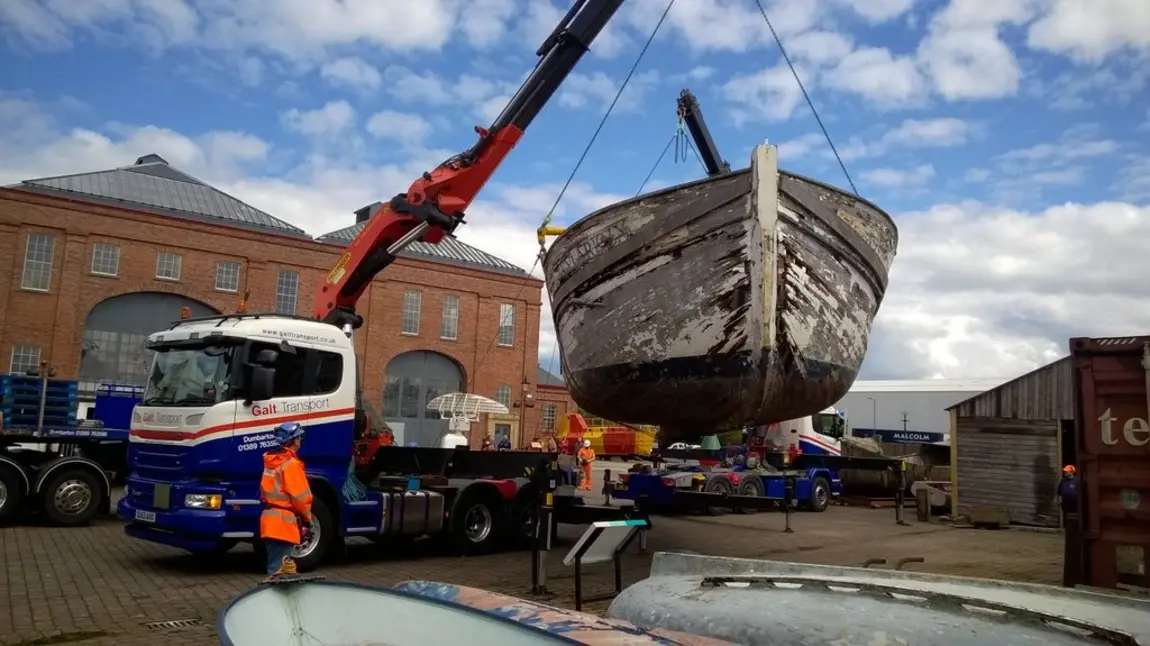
top-left (509, 486), bottom-right (539, 549)
top-left (735, 474), bottom-right (764, 514)
top-left (40, 468), bottom-right (104, 527)
top-left (808, 476), bottom-right (830, 513)
top-left (703, 475), bottom-right (734, 516)
top-left (292, 497), bottom-right (334, 572)
top-left (0, 465), bottom-right (26, 525)
top-left (452, 492), bottom-right (501, 555)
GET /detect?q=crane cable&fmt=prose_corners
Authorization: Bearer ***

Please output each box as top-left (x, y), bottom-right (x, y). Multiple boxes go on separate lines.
top-left (752, 0), bottom-right (858, 196)
top-left (536, 0), bottom-right (678, 253)
top-left (472, 0), bottom-right (676, 410)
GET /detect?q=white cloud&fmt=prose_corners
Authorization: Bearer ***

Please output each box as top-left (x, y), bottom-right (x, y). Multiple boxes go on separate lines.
top-left (833, 0), bottom-right (915, 23)
top-left (1027, 0), bottom-right (1150, 63)
top-left (861, 163), bottom-right (935, 188)
top-left (870, 199), bottom-right (1150, 379)
top-left (366, 110), bottom-right (433, 147)
top-left (722, 61), bottom-right (813, 122)
top-left (788, 117), bottom-right (975, 162)
top-left (319, 57), bottom-right (382, 91)
top-left (822, 46), bottom-right (929, 106)
top-left (280, 101), bottom-right (356, 137)
top-left (557, 70), bottom-right (660, 113)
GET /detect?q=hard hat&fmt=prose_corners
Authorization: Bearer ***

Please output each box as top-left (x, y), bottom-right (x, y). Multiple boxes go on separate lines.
top-left (583, 439), bottom-right (591, 448)
top-left (407, 441), bottom-right (418, 447)
top-left (273, 422), bottom-right (305, 445)
top-left (1062, 465), bottom-right (1076, 475)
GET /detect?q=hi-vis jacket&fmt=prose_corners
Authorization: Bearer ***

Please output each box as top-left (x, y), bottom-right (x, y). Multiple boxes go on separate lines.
top-left (577, 447), bottom-right (596, 465)
top-left (259, 447), bottom-right (313, 544)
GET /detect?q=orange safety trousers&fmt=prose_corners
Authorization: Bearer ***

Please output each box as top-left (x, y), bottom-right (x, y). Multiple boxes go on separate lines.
top-left (259, 448), bottom-right (313, 545)
top-left (577, 448), bottom-right (595, 490)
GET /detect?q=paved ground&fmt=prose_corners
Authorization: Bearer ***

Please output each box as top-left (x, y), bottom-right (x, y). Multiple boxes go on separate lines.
top-left (1, 474), bottom-right (1063, 646)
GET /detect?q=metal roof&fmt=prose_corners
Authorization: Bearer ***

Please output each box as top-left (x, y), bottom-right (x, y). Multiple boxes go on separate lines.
top-left (11, 154), bottom-right (309, 237)
top-left (850, 379), bottom-right (1009, 393)
top-left (317, 219), bottom-right (529, 277)
top-left (537, 366), bottom-right (565, 387)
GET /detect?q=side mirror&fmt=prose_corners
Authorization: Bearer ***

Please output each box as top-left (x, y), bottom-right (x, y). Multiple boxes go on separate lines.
top-left (255, 349), bottom-right (279, 366)
top-left (249, 366), bottom-right (275, 402)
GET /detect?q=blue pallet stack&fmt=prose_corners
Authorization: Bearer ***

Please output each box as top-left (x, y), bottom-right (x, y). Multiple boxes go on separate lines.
top-left (0, 375), bottom-right (80, 428)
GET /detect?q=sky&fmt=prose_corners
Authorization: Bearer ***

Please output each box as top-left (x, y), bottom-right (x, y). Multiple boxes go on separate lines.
top-left (1, 0), bottom-right (1149, 383)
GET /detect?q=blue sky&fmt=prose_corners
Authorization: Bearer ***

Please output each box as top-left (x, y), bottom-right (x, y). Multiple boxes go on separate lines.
top-left (2, 0), bottom-right (1149, 381)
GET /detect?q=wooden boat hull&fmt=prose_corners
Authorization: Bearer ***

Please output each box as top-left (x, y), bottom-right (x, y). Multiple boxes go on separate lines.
top-left (543, 144), bottom-right (898, 441)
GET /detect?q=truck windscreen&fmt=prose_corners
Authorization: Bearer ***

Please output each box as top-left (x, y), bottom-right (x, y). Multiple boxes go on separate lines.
top-left (142, 343), bottom-right (236, 407)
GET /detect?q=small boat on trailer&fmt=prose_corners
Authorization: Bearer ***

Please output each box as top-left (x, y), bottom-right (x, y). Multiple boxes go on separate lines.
top-left (543, 143), bottom-right (898, 443)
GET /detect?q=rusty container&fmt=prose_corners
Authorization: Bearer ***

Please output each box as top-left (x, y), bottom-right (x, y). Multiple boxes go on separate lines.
top-left (1070, 335), bottom-right (1150, 591)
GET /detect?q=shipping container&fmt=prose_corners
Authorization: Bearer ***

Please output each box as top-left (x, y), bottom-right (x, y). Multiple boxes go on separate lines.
top-left (1070, 335), bottom-right (1150, 592)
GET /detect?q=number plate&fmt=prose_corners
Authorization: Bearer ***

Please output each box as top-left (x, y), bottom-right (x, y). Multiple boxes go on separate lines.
top-left (614, 482), bottom-right (628, 491)
top-left (135, 510), bottom-right (157, 523)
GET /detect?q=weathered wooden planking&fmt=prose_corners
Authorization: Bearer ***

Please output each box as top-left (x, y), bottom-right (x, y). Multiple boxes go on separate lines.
top-left (544, 144), bottom-right (899, 439)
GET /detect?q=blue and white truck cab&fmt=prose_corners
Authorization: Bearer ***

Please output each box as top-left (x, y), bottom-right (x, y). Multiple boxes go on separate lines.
top-left (118, 315), bottom-right (358, 561)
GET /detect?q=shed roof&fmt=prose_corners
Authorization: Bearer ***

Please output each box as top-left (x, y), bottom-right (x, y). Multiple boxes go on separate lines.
top-left (11, 154), bottom-right (309, 238)
top-left (945, 356), bottom-right (1075, 421)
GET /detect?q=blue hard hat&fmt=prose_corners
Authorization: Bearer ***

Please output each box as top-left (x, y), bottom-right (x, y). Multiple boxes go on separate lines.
top-left (274, 422), bottom-right (305, 445)
top-left (406, 441), bottom-right (418, 447)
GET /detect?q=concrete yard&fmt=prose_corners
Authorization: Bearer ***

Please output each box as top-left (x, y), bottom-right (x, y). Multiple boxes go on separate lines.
top-left (0, 487), bottom-right (1063, 646)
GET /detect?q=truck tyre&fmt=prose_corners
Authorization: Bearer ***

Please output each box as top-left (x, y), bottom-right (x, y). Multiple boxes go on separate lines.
top-left (0, 465), bottom-right (25, 525)
top-left (808, 476), bottom-right (830, 513)
top-left (452, 491), bottom-right (501, 555)
top-left (734, 474), bottom-right (764, 514)
top-left (703, 475), bottom-right (734, 516)
top-left (508, 486), bottom-right (539, 549)
top-left (292, 496), bottom-right (334, 572)
top-left (40, 467), bottom-right (104, 527)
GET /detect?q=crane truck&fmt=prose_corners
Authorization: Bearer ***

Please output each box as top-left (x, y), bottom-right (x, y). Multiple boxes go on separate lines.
top-left (117, 0), bottom-right (628, 570)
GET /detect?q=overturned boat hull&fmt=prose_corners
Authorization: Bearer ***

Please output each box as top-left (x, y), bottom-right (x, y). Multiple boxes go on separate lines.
top-left (217, 578), bottom-right (729, 645)
top-left (544, 144), bottom-right (898, 440)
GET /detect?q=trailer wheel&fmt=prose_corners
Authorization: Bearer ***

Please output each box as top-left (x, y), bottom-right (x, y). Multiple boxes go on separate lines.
top-left (40, 468), bottom-right (104, 527)
top-left (703, 475), bottom-right (734, 516)
top-left (0, 465), bottom-right (26, 525)
top-left (734, 474), bottom-right (764, 514)
top-left (292, 496), bottom-right (334, 572)
top-left (808, 476), bottom-right (830, 513)
top-left (452, 491), bottom-right (501, 555)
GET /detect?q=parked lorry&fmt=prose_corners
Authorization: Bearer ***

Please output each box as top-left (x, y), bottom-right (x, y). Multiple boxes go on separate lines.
top-left (0, 374), bottom-right (139, 526)
top-left (611, 409), bottom-right (850, 513)
top-left (118, 0), bottom-right (627, 570)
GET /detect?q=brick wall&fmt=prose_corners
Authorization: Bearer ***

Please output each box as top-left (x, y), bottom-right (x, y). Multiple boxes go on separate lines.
top-left (0, 190), bottom-right (565, 421)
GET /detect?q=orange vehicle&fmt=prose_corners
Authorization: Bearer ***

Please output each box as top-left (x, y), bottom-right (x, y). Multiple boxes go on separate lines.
top-left (558, 412), bottom-right (656, 459)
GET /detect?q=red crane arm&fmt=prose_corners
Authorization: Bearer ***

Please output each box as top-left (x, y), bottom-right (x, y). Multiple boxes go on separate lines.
top-left (314, 0), bottom-right (622, 330)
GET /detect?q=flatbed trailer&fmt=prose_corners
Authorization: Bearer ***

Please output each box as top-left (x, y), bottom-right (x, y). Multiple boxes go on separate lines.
top-left (0, 424), bottom-right (129, 526)
top-left (610, 448), bottom-right (902, 515)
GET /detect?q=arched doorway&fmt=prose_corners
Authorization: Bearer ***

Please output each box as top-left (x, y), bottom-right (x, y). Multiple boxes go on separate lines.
top-left (382, 351), bottom-right (464, 446)
top-left (79, 292), bottom-right (219, 393)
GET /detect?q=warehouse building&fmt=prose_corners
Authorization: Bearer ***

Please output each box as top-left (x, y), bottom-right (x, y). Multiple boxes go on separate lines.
top-left (945, 358), bottom-right (1075, 527)
top-left (834, 379), bottom-right (1004, 444)
top-left (0, 153), bottom-right (570, 447)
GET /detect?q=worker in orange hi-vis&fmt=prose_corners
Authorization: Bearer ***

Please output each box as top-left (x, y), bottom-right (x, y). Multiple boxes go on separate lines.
top-left (577, 439), bottom-right (596, 491)
top-left (260, 422), bottom-right (314, 580)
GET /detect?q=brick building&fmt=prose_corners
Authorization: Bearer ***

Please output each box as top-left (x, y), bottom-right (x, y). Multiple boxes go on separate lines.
top-left (0, 154), bottom-right (572, 447)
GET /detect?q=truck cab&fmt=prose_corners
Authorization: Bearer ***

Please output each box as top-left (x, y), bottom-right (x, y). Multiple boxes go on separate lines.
top-left (118, 315), bottom-right (359, 561)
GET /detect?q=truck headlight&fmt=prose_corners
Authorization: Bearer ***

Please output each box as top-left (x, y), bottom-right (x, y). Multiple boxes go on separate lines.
top-left (184, 494), bottom-right (223, 510)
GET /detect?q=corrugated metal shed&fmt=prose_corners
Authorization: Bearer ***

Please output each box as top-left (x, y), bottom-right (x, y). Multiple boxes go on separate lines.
top-left (946, 356), bottom-right (1075, 421)
top-left (12, 154), bottom-right (309, 237)
top-left (318, 220), bottom-right (529, 277)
